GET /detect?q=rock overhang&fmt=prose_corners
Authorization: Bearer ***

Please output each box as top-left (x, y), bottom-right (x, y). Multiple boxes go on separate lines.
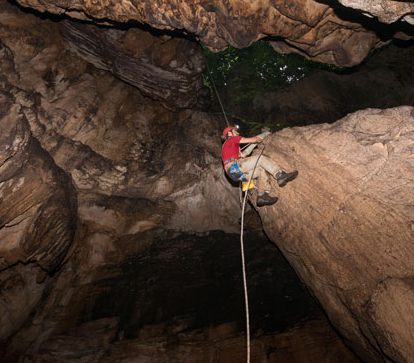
top-left (13, 0), bottom-right (414, 68)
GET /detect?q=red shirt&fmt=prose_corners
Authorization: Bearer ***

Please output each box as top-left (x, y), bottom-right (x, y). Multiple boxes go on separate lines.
top-left (222, 136), bottom-right (241, 164)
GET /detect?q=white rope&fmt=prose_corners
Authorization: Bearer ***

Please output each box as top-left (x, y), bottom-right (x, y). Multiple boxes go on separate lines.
top-left (240, 184), bottom-right (251, 363)
top-left (205, 59), bottom-right (265, 362)
top-left (239, 145), bottom-right (265, 363)
top-left (205, 62), bottom-right (230, 126)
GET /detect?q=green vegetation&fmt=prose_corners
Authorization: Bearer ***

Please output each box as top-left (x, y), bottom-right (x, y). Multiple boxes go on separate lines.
top-left (204, 40), bottom-right (337, 93)
top-left (203, 41), bottom-right (338, 132)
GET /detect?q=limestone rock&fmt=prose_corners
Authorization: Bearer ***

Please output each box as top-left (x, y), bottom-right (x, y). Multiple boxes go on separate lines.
top-left (2, 2), bottom-right (413, 362)
top-left (61, 20), bottom-right (207, 110)
top-left (0, 2), bottom-right (238, 352)
top-left (24, 315), bottom-right (358, 363)
top-left (338, 0), bottom-right (414, 24)
top-left (257, 106), bottom-right (414, 362)
top-left (0, 89), bottom-right (77, 339)
top-left (15, 0), bottom-right (410, 67)
top-left (0, 2), bottom-right (240, 233)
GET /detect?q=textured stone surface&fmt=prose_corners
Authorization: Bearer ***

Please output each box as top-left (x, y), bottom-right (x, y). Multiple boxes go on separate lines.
top-left (256, 106), bottom-right (414, 362)
top-left (25, 318), bottom-right (359, 363)
top-left (15, 0), bottom-right (409, 67)
top-left (1, 1), bottom-right (413, 362)
top-left (338, 0), bottom-right (414, 24)
top-left (0, 1), bottom-right (238, 352)
top-left (61, 20), bottom-right (207, 110)
top-left (0, 88), bottom-right (77, 340)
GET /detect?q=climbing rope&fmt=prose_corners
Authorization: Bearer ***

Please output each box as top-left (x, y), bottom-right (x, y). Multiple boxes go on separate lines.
top-left (239, 145), bottom-right (265, 363)
top-left (206, 61), bottom-right (265, 363)
top-left (205, 62), bottom-right (230, 127)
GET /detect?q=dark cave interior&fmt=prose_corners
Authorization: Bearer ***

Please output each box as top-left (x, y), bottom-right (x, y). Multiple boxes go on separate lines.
top-left (1, 0), bottom-right (413, 362)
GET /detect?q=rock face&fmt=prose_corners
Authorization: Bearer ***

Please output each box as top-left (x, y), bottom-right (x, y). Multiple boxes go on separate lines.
top-left (0, 88), bottom-right (77, 339)
top-left (24, 318), bottom-right (359, 363)
top-left (61, 20), bottom-right (207, 110)
top-left (16, 0), bottom-right (413, 67)
top-left (257, 106), bottom-right (414, 362)
top-left (1, 1), bottom-right (414, 362)
top-left (337, 0), bottom-right (414, 24)
top-left (0, 1), bottom-right (239, 354)
top-left (23, 232), bottom-right (358, 363)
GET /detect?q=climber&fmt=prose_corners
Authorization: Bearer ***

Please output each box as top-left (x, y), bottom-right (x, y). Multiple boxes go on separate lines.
top-left (221, 125), bottom-right (298, 207)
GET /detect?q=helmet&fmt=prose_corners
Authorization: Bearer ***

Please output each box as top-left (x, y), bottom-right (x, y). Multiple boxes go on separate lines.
top-left (222, 126), bottom-right (234, 138)
top-left (222, 124), bottom-right (240, 139)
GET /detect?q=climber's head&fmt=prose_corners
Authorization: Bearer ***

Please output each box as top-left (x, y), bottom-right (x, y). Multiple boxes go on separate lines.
top-left (222, 124), bottom-right (240, 140)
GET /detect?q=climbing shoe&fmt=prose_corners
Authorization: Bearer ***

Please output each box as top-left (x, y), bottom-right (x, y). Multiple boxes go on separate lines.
top-left (275, 170), bottom-right (298, 187)
top-left (256, 192), bottom-right (278, 207)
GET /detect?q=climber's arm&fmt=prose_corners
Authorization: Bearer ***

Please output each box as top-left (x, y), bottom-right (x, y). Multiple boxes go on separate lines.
top-left (239, 136), bottom-right (262, 144)
top-left (239, 130), bottom-right (271, 157)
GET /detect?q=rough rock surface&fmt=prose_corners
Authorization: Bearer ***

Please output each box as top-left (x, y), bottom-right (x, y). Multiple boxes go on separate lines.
top-left (20, 232), bottom-right (359, 363)
top-left (1, 1), bottom-right (414, 362)
top-left (61, 20), bottom-right (207, 110)
top-left (15, 0), bottom-right (411, 67)
top-left (0, 87), bottom-right (77, 339)
top-left (257, 106), bottom-right (414, 362)
top-left (25, 318), bottom-right (359, 363)
top-left (337, 0), bottom-right (414, 24)
top-left (0, 1), bottom-right (239, 352)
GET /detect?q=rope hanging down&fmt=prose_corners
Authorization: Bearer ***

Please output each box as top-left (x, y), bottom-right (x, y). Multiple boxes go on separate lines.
top-left (206, 63), bottom-right (265, 363)
top-left (206, 62), bottom-right (230, 126)
top-left (239, 145), bottom-right (265, 363)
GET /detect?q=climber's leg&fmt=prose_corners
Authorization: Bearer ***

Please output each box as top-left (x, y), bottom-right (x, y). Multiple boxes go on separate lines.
top-left (239, 159), bottom-right (278, 207)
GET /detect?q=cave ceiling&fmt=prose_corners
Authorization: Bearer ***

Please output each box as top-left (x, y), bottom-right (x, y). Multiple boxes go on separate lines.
top-left (15, 0), bottom-right (414, 67)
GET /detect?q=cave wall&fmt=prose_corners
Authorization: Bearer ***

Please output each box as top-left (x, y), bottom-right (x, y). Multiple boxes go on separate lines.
top-left (1, 1), bottom-right (414, 362)
top-left (256, 106), bottom-right (414, 362)
top-left (0, 2), bottom-right (241, 356)
top-left (15, 0), bottom-right (413, 67)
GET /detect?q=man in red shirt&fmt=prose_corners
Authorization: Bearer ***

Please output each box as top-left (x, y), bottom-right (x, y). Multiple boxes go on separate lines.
top-left (222, 125), bottom-right (298, 207)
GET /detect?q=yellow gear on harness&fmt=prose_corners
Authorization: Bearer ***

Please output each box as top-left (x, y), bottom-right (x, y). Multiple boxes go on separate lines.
top-left (241, 180), bottom-right (255, 192)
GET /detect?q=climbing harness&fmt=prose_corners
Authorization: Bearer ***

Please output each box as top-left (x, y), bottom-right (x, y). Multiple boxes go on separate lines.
top-left (241, 179), bottom-right (255, 192)
top-left (227, 161), bottom-right (248, 183)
